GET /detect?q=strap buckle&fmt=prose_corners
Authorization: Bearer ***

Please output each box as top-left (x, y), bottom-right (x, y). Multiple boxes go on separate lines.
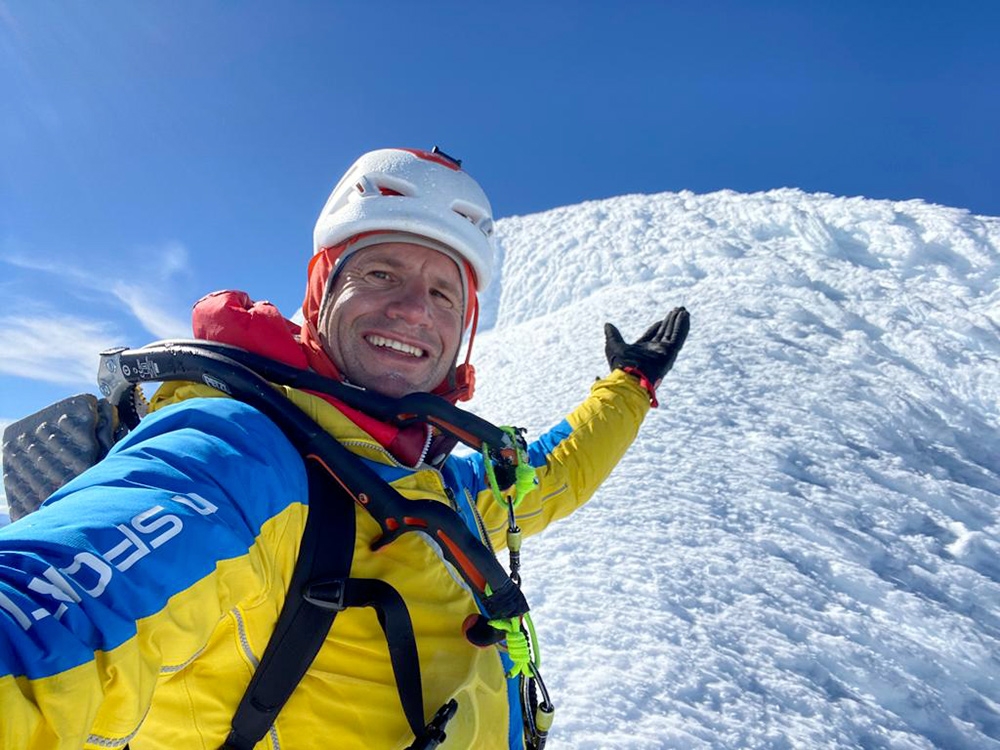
top-left (303, 579), bottom-right (348, 611)
top-left (406, 699), bottom-right (459, 750)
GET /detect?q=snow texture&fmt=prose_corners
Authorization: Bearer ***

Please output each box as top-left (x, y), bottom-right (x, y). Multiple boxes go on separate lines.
top-left (0, 420), bottom-right (9, 526)
top-left (3, 187), bottom-right (999, 747)
top-left (467, 188), bottom-right (1000, 749)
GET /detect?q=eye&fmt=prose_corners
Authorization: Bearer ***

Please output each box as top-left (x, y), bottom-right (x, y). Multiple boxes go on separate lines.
top-left (431, 288), bottom-right (457, 308)
top-left (367, 269), bottom-right (394, 282)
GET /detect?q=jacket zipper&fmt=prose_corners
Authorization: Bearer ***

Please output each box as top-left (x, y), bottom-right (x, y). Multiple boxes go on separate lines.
top-left (465, 487), bottom-right (494, 553)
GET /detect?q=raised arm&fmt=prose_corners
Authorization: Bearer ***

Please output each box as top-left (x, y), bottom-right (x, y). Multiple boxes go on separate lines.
top-left (474, 308), bottom-right (691, 547)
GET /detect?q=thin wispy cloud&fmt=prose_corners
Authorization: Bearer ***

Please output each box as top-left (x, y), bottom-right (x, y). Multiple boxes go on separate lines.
top-left (110, 280), bottom-right (189, 339)
top-left (157, 241), bottom-right (191, 278)
top-left (0, 241), bottom-right (192, 405)
top-left (2, 241), bottom-right (191, 340)
top-left (0, 314), bottom-right (120, 385)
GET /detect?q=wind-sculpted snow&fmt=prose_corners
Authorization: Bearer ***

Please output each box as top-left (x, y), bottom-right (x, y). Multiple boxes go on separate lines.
top-left (471, 189), bottom-right (1000, 748)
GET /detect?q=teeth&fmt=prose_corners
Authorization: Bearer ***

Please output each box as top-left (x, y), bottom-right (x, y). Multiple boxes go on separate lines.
top-left (366, 335), bottom-right (425, 358)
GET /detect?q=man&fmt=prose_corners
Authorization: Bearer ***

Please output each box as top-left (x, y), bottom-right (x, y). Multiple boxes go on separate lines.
top-left (0, 148), bottom-right (689, 749)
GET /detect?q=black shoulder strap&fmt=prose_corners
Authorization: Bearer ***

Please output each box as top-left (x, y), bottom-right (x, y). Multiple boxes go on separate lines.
top-left (221, 459), bottom-right (354, 749)
top-left (222, 458), bottom-right (428, 750)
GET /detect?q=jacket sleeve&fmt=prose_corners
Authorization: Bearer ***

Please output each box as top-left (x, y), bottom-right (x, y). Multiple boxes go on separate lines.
top-left (0, 398), bottom-right (308, 749)
top-left (471, 369), bottom-right (651, 549)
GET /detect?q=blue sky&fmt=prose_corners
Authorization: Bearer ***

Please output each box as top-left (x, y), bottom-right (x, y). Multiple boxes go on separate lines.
top-left (2, 1), bottom-right (998, 422)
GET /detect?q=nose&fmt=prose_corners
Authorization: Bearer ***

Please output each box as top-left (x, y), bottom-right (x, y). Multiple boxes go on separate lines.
top-left (385, 279), bottom-right (434, 327)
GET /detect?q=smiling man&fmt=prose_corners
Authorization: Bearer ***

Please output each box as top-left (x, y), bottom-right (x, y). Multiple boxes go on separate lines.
top-left (317, 241), bottom-right (466, 398)
top-left (0, 147), bottom-right (689, 749)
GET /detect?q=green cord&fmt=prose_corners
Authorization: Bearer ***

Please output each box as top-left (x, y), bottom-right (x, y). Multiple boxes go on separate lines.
top-left (481, 429), bottom-right (545, 681)
top-left (481, 444), bottom-right (505, 505)
top-left (481, 426), bottom-right (537, 510)
top-left (512, 460), bottom-right (536, 507)
top-left (489, 617), bottom-right (533, 678)
top-left (523, 611), bottom-right (541, 669)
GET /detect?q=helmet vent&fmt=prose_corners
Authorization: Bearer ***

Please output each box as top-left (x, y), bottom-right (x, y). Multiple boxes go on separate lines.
top-left (452, 200), bottom-right (493, 237)
top-left (353, 174), bottom-right (411, 198)
top-left (370, 174), bottom-right (413, 198)
top-left (451, 201), bottom-right (483, 223)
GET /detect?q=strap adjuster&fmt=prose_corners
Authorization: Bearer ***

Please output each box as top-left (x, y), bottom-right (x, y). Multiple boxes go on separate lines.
top-left (303, 579), bottom-right (348, 611)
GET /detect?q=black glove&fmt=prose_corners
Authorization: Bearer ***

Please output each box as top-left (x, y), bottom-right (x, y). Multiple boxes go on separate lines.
top-left (604, 307), bottom-right (690, 403)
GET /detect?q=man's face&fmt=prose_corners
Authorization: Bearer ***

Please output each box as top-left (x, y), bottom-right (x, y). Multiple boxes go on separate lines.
top-left (320, 242), bottom-right (465, 398)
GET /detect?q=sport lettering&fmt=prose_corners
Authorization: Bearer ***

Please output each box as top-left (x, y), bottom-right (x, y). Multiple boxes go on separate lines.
top-left (130, 507), bottom-right (183, 550)
top-left (60, 552), bottom-right (113, 599)
top-left (27, 567), bottom-right (82, 621)
top-left (3, 493), bottom-right (218, 631)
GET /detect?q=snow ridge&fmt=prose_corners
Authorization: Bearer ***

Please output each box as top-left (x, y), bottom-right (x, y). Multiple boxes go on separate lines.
top-left (469, 188), bottom-right (1000, 748)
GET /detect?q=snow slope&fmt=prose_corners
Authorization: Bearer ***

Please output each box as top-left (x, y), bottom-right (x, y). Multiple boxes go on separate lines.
top-left (2, 187), bottom-right (998, 747)
top-left (467, 189), bottom-right (1000, 748)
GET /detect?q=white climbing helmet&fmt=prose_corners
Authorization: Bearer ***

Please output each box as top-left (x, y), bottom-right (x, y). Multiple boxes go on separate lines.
top-left (313, 147), bottom-right (496, 290)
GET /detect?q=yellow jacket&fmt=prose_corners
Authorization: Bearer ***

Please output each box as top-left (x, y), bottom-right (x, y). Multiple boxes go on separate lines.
top-left (0, 370), bottom-right (649, 749)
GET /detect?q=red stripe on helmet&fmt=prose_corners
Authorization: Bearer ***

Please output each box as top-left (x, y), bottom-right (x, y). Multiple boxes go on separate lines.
top-left (397, 148), bottom-right (462, 171)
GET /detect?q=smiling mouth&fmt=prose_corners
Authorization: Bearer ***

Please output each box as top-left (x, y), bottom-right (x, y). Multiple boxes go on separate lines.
top-left (365, 334), bottom-right (426, 358)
